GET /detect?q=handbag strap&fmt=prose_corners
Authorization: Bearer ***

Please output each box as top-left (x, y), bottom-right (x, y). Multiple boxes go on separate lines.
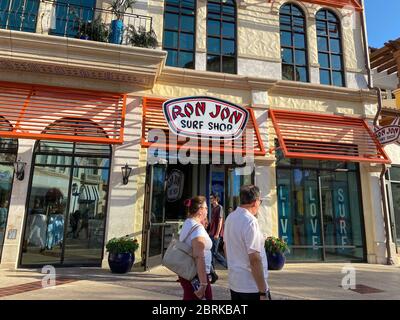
top-left (181, 222), bottom-right (202, 243)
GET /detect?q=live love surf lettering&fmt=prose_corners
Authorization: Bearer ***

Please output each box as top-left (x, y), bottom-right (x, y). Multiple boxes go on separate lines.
top-left (162, 96), bottom-right (249, 140)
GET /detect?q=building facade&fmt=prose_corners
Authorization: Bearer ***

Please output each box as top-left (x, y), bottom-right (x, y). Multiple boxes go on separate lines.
top-left (371, 38), bottom-right (400, 261)
top-left (0, 0), bottom-right (397, 270)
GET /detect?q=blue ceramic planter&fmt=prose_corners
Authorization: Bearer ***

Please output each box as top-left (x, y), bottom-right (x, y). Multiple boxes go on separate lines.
top-left (109, 19), bottom-right (124, 44)
top-left (108, 252), bottom-right (134, 273)
top-left (267, 252), bottom-right (286, 270)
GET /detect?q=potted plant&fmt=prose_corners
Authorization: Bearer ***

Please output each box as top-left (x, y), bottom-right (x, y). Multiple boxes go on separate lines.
top-left (106, 236), bottom-right (139, 273)
top-left (264, 236), bottom-right (289, 270)
top-left (108, 0), bottom-right (136, 44)
top-left (126, 25), bottom-right (158, 48)
top-left (74, 17), bottom-right (110, 42)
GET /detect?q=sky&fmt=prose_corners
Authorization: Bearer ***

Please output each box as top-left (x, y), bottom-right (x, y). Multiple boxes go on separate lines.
top-left (365, 0), bottom-right (400, 48)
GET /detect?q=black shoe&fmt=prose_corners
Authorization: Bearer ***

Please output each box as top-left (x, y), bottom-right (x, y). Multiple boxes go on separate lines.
top-left (210, 271), bottom-right (218, 284)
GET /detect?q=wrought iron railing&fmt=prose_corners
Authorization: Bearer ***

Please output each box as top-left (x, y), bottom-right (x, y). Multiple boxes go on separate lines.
top-left (0, 0), bottom-right (154, 46)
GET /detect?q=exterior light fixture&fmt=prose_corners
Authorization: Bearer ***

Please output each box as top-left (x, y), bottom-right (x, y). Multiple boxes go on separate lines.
top-left (14, 159), bottom-right (27, 181)
top-left (121, 163), bottom-right (132, 185)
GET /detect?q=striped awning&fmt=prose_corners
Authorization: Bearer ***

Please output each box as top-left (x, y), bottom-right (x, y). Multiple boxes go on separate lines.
top-left (141, 97), bottom-right (266, 156)
top-left (0, 82), bottom-right (126, 144)
top-left (270, 109), bottom-right (391, 164)
top-left (78, 185), bottom-right (100, 203)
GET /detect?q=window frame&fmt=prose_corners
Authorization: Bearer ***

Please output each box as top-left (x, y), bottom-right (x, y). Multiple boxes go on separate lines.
top-left (279, 3), bottom-right (310, 82)
top-left (163, 0), bottom-right (196, 69)
top-left (206, 0), bottom-right (237, 74)
top-left (316, 9), bottom-right (346, 87)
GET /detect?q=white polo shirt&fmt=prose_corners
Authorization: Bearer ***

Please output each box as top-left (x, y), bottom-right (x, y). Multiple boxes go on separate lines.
top-left (224, 207), bottom-right (269, 293)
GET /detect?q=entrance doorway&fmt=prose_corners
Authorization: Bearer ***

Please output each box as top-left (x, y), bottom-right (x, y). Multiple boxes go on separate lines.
top-left (142, 162), bottom-right (253, 268)
top-left (276, 159), bottom-right (366, 262)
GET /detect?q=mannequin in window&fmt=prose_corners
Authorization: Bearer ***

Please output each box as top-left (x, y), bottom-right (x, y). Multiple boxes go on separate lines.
top-left (0, 200), bottom-right (9, 230)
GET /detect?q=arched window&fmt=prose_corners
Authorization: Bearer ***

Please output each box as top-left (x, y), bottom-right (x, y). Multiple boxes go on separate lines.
top-left (316, 9), bottom-right (344, 87)
top-left (163, 0), bottom-right (196, 69)
top-left (20, 119), bottom-right (112, 267)
top-left (206, 0), bottom-right (236, 74)
top-left (0, 117), bottom-right (18, 261)
top-left (279, 3), bottom-right (308, 82)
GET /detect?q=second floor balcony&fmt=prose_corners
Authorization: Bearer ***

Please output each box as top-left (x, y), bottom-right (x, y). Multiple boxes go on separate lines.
top-left (0, 0), bottom-right (166, 90)
top-left (1, 0), bottom-right (157, 46)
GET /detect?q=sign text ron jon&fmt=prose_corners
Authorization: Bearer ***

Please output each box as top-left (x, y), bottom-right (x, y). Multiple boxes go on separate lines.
top-left (162, 96), bottom-right (249, 140)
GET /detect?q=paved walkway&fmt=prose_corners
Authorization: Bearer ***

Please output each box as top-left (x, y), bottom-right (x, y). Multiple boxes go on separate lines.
top-left (0, 263), bottom-right (399, 300)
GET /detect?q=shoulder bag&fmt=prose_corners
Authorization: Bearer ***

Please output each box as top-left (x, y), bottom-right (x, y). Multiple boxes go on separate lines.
top-left (162, 223), bottom-right (201, 281)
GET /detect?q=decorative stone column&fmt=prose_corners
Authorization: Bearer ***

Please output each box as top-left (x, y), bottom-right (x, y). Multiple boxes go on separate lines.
top-left (0, 139), bottom-right (35, 269)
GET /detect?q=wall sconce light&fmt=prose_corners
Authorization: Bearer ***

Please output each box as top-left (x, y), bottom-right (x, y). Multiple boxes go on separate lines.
top-left (14, 159), bottom-right (27, 181)
top-left (121, 163), bottom-right (132, 185)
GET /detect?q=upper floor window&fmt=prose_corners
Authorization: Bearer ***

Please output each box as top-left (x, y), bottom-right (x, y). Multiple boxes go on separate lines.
top-left (163, 0), bottom-right (196, 69)
top-left (206, 0), bottom-right (236, 74)
top-left (0, 0), bottom-right (39, 32)
top-left (279, 3), bottom-right (308, 82)
top-left (316, 9), bottom-right (345, 87)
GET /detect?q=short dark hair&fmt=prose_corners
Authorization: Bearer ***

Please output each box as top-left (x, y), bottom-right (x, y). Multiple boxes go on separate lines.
top-left (210, 193), bottom-right (220, 202)
top-left (240, 185), bottom-right (260, 205)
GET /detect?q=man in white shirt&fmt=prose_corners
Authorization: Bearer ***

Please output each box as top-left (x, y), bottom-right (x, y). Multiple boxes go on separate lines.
top-left (224, 185), bottom-right (270, 300)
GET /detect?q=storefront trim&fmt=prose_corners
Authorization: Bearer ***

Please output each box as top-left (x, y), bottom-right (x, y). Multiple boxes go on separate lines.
top-left (141, 97), bottom-right (266, 156)
top-left (270, 109), bottom-right (391, 164)
top-left (0, 82), bottom-right (126, 145)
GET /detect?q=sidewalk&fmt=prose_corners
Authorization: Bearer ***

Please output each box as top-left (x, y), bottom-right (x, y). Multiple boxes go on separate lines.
top-left (0, 263), bottom-right (399, 300)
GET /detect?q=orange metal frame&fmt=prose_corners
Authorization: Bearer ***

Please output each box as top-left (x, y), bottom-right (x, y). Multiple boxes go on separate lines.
top-left (269, 109), bottom-right (391, 164)
top-left (141, 97), bottom-right (266, 156)
top-left (0, 81), bottom-right (127, 144)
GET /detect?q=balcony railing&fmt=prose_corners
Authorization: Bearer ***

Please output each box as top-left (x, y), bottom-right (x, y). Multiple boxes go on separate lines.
top-left (0, 0), bottom-right (155, 46)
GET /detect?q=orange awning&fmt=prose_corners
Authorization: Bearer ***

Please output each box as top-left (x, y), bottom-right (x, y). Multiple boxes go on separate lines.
top-left (0, 82), bottom-right (126, 144)
top-left (141, 97), bottom-right (266, 156)
top-left (269, 109), bottom-right (391, 164)
top-left (268, 0), bottom-right (363, 11)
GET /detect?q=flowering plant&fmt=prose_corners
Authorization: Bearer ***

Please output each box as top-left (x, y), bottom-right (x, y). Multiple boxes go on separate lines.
top-left (106, 236), bottom-right (139, 255)
top-left (264, 236), bottom-right (289, 255)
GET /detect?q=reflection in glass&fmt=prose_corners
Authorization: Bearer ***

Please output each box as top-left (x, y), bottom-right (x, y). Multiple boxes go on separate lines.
top-left (163, 0), bottom-right (196, 68)
top-left (316, 9), bottom-right (344, 87)
top-left (277, 159), bottom-right (365, 262)
top-left (279, 3), bottom-right (308, 82)
top-left (21, 140), bottom-right (111, 266)
top-left (206, 0), bottom-right (236, 74)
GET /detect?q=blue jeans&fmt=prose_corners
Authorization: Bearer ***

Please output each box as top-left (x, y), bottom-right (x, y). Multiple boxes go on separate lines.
top-left (211, 236), bottom-right (227, 268)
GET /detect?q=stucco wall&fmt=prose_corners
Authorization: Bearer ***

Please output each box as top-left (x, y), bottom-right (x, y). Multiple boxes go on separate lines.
top-left (269, 94), bottom-right (364, 115)
top-left (145, 0), bottom-right (367, 89)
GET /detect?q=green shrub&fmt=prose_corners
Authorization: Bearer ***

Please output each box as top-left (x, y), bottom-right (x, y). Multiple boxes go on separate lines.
top-left (265, 236), bottom-right (290, 255)
top-left (106, 236), bottom-right (139, 254)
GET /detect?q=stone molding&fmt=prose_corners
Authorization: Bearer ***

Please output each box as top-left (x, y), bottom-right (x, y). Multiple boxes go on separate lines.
top-left (159, 67), bottom-right (377, 103)
top-left (0, 29), bottom-right (167, 89)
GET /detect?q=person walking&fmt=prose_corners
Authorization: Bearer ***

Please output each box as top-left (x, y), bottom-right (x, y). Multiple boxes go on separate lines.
top-left (224, 185), bottom-right (270, 300)
top-left (209, 194), bottom-right (227, 268)
top-left (178, 196), bottom-right (213, 300)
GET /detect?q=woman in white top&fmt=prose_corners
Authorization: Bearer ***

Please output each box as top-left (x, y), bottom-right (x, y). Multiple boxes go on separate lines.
top-left (179, 196), bottom-right (213, 300)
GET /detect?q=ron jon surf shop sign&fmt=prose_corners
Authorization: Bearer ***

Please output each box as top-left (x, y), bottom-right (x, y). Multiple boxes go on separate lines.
top-left (162, 96), bottom-right (249, 140)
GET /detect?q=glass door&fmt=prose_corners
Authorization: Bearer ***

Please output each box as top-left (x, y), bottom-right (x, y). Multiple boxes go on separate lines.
top-left (144, 164), bottom-right (167, 268)
top-left (319, 170), bottom-right (364, 261)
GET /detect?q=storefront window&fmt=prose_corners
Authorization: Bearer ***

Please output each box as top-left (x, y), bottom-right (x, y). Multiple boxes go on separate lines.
top-left (387, 166), bottom-right (400, 246)
top-left (277, 159), bottom-right (365, 262)
top-left (21, 140), bottom-right (111, 267)
top-left (163, 0), bottom-right (196, 68)
top-left (0, 137), bottom-right (17, 261)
